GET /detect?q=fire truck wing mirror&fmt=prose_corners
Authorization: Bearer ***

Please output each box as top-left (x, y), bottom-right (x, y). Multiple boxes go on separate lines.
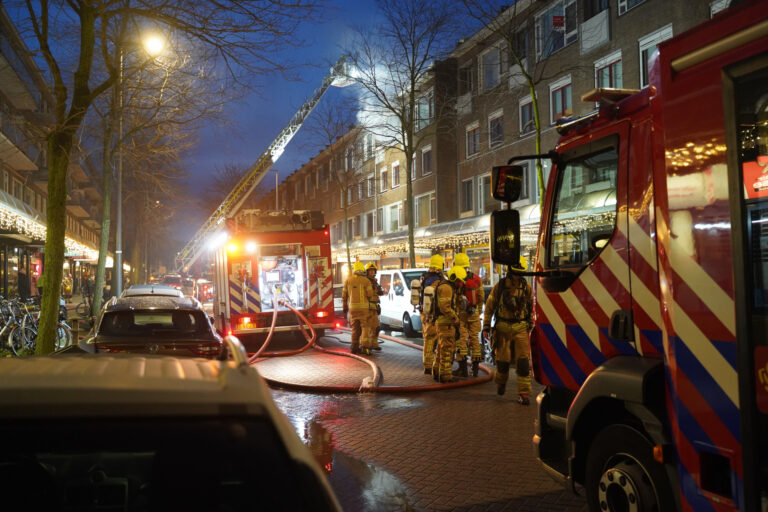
top-left (490, 209), bottom-right (521, 266)
top-left (491, 165), bottom-right (524, 202)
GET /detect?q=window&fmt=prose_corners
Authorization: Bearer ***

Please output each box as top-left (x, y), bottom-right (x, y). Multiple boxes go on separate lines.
top-left (548, 141), bottom-right (618, 267)
top-left (489, 111), bottom-right (504, 147)
top-left (366, 212), bottom-right (374, 237)
top-left (388, 204), bottom-right (399, 232)
top-left (2, 171), bottom-right (8, 192)
top-left (354, 215), bottom-right (362, 237)
top-left (305, 176), bottom-right (313, 197)
top-left (421, 147), bottom-right (432, 176)
top-left (519, 162), bottom-right (530, 200)
top-left (618, 0), bottom-right (646, 15)
top-left (347, 218), bottom-right (353, 240)
top-left (520, 97), bottom-right (534, 135)
top-left (710, 0), bottom-right (731, 17)
top-left (295, 181), bottom-right (302, 197)
top-left (638, 25), bottom-right (673, 87)
top-left (367, 174), bottom-right (375, 197)
top-left (535, 0), bottom-right (577, 60)
top-left (398, 202), bottom-right (407, 227)
top-left (376, 208), bottom-right (383, 233)
top-left (466, 123), bottom-right (480, 157)
top-left (346, 148), bottom-right (355, 173)
top-left (459, 66), bottom-right (474, 95)
top-left (584, 0), bottom-right (608, 19)
top-left (514, 27), bottom-right (529, 62)
top-left (549, 76), bottom-right (572, 123)
top-left (461, 179), bottom-right (473, 213)
top-left (380, 168), bottom-right (388, 191)
top-left (392, 162), bottom-right (400, 188)
top-left (13, 179), bottom-right (23, 200)
top-left (415, 193), bottom-right (436, 227)
top-left (416, 89), bottom-right (434, 131)
top-left (481, 175), bottom-right (501, 214)
top-left (481, 47), bottom-right (505, 91)
top-left (595, 51), bottom-right (622, 89)
top-left (358, 181), bottom-right (365, 200)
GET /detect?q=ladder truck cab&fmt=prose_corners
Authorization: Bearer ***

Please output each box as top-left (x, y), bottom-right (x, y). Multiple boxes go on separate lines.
top-left (490, 3), bottom-right (768, 511)
top-left (212, 210), bottom-right (334, 337)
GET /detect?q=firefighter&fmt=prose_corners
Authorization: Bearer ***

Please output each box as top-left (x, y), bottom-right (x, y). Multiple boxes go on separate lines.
top-left (434, 265), bottom-right (466, 383)
top-left (363, 262), bottom-right (385, 353)
top-left (342, 261), bottom-right (374, 355)
top-left (454, 252), bottom-right (485, 378)
top-left (482, 256), bottom-right (533, 403)
top-left (420, 254), bottom-right (445, 375)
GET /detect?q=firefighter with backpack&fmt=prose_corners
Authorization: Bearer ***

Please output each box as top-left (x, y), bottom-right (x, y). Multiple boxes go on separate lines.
top-left (453, 252), bottom-right (485, 378)
top-left (482, 256), bottom-right (533, 403)
top-left (417, 254), bottom-right (445, 375)
top-left (343, 261), bottom-right (374, 355)
top-left (363, 262), bottom-right (385, 352)
top-left (434, 265), bottom-right (466, 383)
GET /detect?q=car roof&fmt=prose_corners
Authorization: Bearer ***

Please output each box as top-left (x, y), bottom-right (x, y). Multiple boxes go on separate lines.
top-left (106, 295), bottom-right (202, 311)
top-left (122, 284), bottom-right (183, 298)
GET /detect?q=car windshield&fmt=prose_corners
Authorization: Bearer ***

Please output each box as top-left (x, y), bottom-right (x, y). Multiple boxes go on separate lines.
top-left (401, 271), bottom-right (426, 289)
top-left (162, 276), bottom-right (182, 286)
top-left (100, 310), bottom-right (209, 338)
top-left (0, 417), bottom-right (321, 511)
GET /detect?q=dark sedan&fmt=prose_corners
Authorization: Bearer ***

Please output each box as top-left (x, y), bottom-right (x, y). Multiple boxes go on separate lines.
top-left (81, 296), bottom-right (223, 357)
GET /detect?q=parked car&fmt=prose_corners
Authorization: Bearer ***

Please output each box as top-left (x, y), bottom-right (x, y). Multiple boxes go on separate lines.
top-left (80, 295), bottom-right (222, 357)
top-left (0, 339), bottom-right (341, 511)
top-left (121, 283), bottom-right (184, 298)
top-left (377, 268), bottom-right (426, 337)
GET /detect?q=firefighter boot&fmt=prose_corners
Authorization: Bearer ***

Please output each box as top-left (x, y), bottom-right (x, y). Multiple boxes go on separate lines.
top-left (471, 360), bottom-right (480, 377)
top-left (453, 359), bottom-right (468, 378)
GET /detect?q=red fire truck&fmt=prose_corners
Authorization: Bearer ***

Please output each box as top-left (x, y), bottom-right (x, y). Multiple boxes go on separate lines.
top-left (489, 2), bottom-right (768, 511)
top-left (212, 210), bottom-right (334, 337)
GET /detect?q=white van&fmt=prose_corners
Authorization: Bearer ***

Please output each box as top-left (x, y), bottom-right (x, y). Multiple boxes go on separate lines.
top-left (376, 268), bottom-right (427, 337)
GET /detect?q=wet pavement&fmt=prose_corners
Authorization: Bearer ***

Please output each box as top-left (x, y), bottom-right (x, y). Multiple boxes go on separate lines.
top-left (252, 328), bottom-right (588, 512)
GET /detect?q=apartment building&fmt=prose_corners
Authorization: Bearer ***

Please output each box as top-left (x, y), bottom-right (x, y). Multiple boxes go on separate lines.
top-left (0, 6), bottom-right (102, 297)
top-left (261, 0), bottom-right (730, 284)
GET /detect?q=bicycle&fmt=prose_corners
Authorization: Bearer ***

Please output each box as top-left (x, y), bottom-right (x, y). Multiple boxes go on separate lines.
top-left (15, 298), bottom-right (72, 355)
top-left (75, 292), bottom-right (93, 318)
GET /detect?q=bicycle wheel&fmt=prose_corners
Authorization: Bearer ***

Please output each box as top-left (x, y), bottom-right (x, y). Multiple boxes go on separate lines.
top-left (55, 323), bottom-right (73, 350)
top-left (75, 302), bottom-right (88, 317)
top-left (9, 325), bottom-right (35, 356)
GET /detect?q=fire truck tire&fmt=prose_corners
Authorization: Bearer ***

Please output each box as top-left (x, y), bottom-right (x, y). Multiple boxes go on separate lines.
top-left (585, 424), bottom-right (675, 512)
top-left (402, 313), bottom-right (417, 338)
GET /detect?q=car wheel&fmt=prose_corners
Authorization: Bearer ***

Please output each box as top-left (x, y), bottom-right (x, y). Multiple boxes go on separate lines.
top-left (403, 313), bottom-right (417, 338)
top-left (585, 424), bottom-right (675, 512)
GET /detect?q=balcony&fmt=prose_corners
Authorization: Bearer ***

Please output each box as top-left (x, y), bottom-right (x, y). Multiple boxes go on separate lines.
top-left (66, 191), bottom-right (90, 218)
top-left (0, 108), bottom-right (39, 171)
top-left (0, 34), bottom-right (39, 111)
top-left (580, 9), bottom-right (610, 55)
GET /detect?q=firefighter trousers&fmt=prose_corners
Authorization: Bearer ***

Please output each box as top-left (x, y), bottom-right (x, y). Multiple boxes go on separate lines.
top-left (361, 310), bottom-right (380, 350)
top-left (349, 310), bottom-right (368, 353)
top-left (493, 320), bottom-right (532, 396)
top-left (457, 311), bottom-right (482, 361)
top-left (435, 323), bottom-right (458, 382)
top-left (422, 318), bottom-right (437, 371)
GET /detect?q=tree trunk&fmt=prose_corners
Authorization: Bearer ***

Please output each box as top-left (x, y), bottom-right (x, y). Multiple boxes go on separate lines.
top-left (343, 194), bottom-right (351, 270)
top-left (93, 117), bottom-right (114, 318)
top-left (529, 80), bottom-right (546, 212)
top-left (405, 156), bottom-right (416, 267)
top-left (36, 131), bottom-right (72, 354)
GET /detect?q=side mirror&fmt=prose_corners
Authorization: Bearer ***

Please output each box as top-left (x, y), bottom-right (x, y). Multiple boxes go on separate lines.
top-left (491, 165), bottom-right (524, 202)
top-left (490, 209), bottom-right (521, 266)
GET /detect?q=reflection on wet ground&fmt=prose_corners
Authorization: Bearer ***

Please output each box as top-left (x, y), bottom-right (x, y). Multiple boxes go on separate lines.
top-left (273, 391), bottom-right (419, 511)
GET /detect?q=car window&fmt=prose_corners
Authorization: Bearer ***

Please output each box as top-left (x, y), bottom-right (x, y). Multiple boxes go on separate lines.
top-left (162, 276), bottom-right (182, 286)
top-left (100, 310), bottom-right (209, 337)
top-left (0, 417), bottom-right (333, 511)
top-left (392, 274), bottom-right (405, 296)
top-left (401, 271), bottom-right (426, 289)
top-left (379, 274), bottom-right (391, 295)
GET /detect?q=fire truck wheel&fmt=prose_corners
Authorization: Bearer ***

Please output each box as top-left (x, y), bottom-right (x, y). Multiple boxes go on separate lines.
top-left (585, 424), bottom-right (674, 512)
top-left (402, 313), bottom-right (417, 338)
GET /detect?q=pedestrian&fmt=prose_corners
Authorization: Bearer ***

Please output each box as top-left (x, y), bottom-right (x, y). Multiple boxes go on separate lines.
top-left (482, 256), bottom-right (533, 404)
top-left (342, 261), bottom-right (373, 355)
top-left (419, 254), bottom-right (445, 375)
top-left (18, 266), bottom-right (30, 300)
top-left (434, 265), bottom-right (466, 383)
top-left (454, 253), bottom-right (485, 377)
top-left (363, 262), bottom-right (384, 353)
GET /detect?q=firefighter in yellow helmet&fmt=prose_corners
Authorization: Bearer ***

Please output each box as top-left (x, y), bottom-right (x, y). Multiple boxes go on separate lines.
top-left (482, 255), bottom-right (533, 403)
top-left (453, 252), bottom-right (485, 378)
top-left (434, 265), bottom-right (466, 383)
top-left (419, 254), bottom-right (444, 375)
top-left (342, 261), bottom-right (374, 354)
top-left (362, 262), bottom-right (385, 353)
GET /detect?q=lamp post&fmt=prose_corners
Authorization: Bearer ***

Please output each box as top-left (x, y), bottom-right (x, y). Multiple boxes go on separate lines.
top-left (115, 33), bottom-right (165, 296)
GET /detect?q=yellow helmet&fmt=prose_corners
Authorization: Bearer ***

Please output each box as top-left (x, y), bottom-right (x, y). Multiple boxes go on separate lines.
top-left (454, 253), bottom-right (470, 268)
top-left (353, 261), bottom-right (365, 273)
top-left (429, 254), bottom-right (444, 269)
top-left (447, 265), bottom-right (467, 283)
top-left (515, 255), bottom-right (528, 271)
top-left (365, 262), bottom-right (377, 271)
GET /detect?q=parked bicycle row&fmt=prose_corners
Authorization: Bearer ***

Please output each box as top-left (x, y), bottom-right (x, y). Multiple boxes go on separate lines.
top-left (0, 296), bottom-right (72, 356)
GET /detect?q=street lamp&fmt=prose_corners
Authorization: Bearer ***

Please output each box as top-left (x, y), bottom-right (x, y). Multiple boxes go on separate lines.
top-left (115, 33), bottom-right (166, 296)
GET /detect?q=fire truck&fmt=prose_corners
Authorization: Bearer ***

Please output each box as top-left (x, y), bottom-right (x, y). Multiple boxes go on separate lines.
top-left (212, 209), bottom-right (334, 336)
top-left (489, 2), bottom-right (768, 511)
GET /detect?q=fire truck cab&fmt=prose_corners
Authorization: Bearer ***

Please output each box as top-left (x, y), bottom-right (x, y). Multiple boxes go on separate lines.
top-left (212, 210), bottom-right (334, 337)
top-left (490, 3), bottom-right (768, 511)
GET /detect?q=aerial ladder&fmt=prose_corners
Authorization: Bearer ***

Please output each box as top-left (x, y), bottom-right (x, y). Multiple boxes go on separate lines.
top-left (175, 56), bottom-right (350, 273)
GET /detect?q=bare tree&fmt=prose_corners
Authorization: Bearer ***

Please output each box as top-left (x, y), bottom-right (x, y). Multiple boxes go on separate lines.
top-left (13, 0), bottom-right (320, 354)
top-left (347, 0), bottom-right (460, 267)
top-left (202, 162), bottom-right (250, 215)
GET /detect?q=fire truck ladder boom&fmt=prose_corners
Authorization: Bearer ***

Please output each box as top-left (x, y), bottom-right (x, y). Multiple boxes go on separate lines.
top-left (175, 56), bottom-right (349, 273)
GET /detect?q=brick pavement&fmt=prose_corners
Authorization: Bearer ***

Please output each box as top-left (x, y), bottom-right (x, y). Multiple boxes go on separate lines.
top-left (263, 329), bottom-right (588, 512)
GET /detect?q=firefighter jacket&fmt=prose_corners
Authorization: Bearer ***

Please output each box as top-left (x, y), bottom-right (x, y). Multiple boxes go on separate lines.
top-left (483, 275), bottom-right (532, 329)
top-left (435, 280), bottom-right (460, 326)
top-left (462, 271), bottom-right (485, 315)
top-left (343, 272), bottom-right (374, 312)
top-left (368, 276), bottom-right (384, 303)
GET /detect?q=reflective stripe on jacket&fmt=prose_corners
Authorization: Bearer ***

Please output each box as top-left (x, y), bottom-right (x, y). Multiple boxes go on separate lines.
top-left (344, 273), bottom-right (374, 312)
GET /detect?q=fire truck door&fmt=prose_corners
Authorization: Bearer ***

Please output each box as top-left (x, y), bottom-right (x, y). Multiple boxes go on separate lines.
top-left (536, 128), bottom-right (633, 390)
